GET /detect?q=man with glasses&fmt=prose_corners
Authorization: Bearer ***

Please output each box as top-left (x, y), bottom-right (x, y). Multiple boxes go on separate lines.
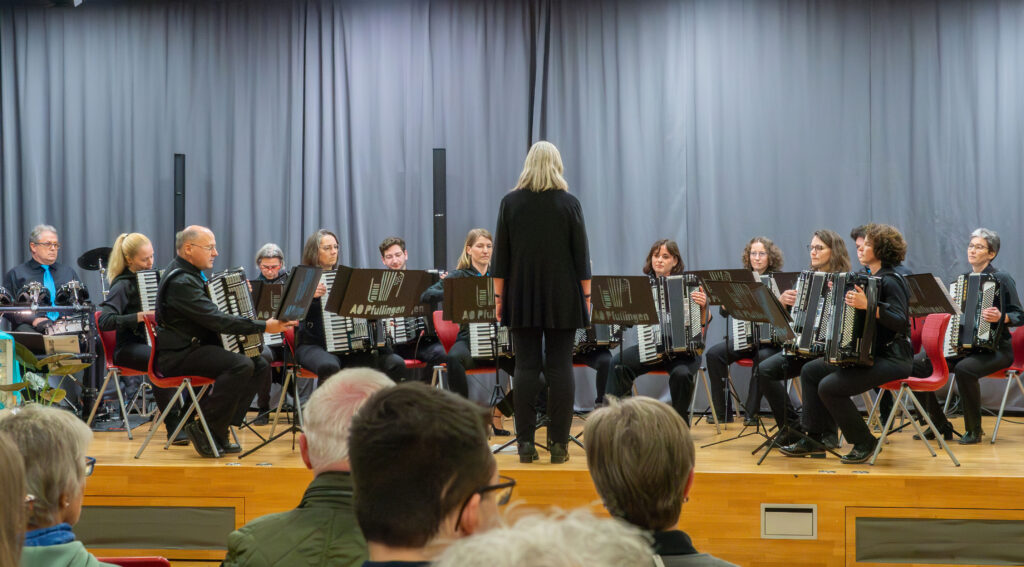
top-left (156, 226), bottom-right (296, 458)
top-left (349, 382), bottom-right (510, 566)
top-left (3, 224), bottom-right (85, 333)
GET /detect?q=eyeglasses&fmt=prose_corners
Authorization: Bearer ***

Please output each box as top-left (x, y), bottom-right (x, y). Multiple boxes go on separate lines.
top-left (85, 456), bottom-right (95, 477)
top-left (454, 475), bottom-right (516, 531)
top-left (190, 243), bottom-right (217, 252)
top-left (258, 263), bottom-right (282, 270)
top-left (320, 245), bottom-right (339, 252)
top-left (749, 251), bottom-right (768, 257)
top-left (807, 245), bottom-right (827, 252)
top-left (967, 244), bottom-right (989, 251)
top-left (33, 241), bottom-right (61, 250)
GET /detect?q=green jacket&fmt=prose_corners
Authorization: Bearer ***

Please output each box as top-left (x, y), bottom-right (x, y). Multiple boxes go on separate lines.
top-left (221, 471), bottom-right (368, 567)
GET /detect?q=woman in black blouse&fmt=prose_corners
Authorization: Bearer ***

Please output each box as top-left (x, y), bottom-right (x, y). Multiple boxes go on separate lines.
top-left (492, 141), bottom-right (591, 465)
top-left (914, 228), bottom-right (1024, 444)
top-left (781, 224), bottom-right (912, 464)
top-left (98, 232), bottom-right (185, 443)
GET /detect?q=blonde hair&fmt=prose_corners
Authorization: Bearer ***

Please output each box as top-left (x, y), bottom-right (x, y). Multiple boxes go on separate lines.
top-left (107, 232), bottom-right (152, 284)
top-left (456, 228), bottom-right (493, 271)
top-left (303, 368), bottom-right (394, 474)
top-left (0, 431), bottom-right (25, 566)
top-left (584, 396), bottom-right (694, 531)
top-left (0, 405), bottom-right (93, 528)
top-left (514, 141), bottom-right (568, 192)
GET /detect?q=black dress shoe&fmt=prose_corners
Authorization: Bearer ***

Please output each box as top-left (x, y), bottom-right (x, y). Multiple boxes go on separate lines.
top-left (958, 429), bottom-right (984, 445)
top-left (821, 433), bottom-right (840, 450)
top-left (184, 421), bottom-right (219, 458)
top-left (213, 431), bottom-right (242, 454)
top-left (914, 422), bottom-right (954, 441)
top-left (841, 439), bottom-right (878, 464)
top-left (779, 437), bottom-right (826, 457)
top-left (549, 442), bottom-right (570, 464)
top-left (492, 425), bottom-right (512, 437)
top-left (518, 441), bottom-right (539, 464)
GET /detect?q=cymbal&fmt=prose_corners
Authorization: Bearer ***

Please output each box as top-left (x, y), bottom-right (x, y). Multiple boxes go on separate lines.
top-left (77, 247), bottom-right (112, 271)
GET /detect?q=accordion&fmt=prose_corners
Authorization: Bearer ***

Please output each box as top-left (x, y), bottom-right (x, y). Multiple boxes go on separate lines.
top-left (944, 273), bottom-right (1000, 357)
top-left (320, 270), bottom-right (373, 355)
top-left (207, 268), bottom-right (264, 358)
top-left (728, 273), bottom-right (784, 352)
top-left (380, 317), bottom-right (428, 345)
top-left (469, 322), bottom-right (515, 359)
top-left (637, 274), bottom-right (705, 365)
top-left (137, 270), bottom-right (160, 312)
top-left (786, 271), bottom-right (831, 357)
top-left (824, 272), bottom-right (878, 367)
top-left (574, 324), bottom-right (621, 355)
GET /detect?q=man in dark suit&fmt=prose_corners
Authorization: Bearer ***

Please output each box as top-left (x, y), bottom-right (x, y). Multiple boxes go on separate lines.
top-left (3, 224), bottom-right (85, 333)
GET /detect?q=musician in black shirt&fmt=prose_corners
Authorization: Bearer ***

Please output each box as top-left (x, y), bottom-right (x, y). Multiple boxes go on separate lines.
top-left (912, 228), bottom-right (1024, 444)
top-left (704, 236), bottom-right (784, 425)
top-left (3, 224), bottom-right (85, 332)
top-left (756, 229), bottom-right (851, 445)
top-left (606, 239), bottom-right (708, 425)
top-left (156, 226), bottom-right (295, 457)
top-left (379, 237), bottom-right (447, 376)
top-left (294, 229), bottom-right (406, 384)
top-left (255, 243), bottom-right (288, 284)
top-left (781, 224), bottom-right (912, 464)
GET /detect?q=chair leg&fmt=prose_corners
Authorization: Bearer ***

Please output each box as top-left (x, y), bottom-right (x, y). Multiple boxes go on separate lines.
top-left (861, 391), bottom-right (881, 433)
top-left (112, 371), bottom-right (133, 440)
top-left (186, 383), bottom-right (221, 458)
top-left (870, 387), bottom-right (907, 465)
top-left (906, 389), bottom-right (960, 466)
top-left (270, 368), bottom-right (293, 438)
top-left (432, 365), bottom-right (446, 390)
top-left (135, 383), bottom-right (188, 459)
top-left (943, 374), bottom-right (957, 414)
top-left (698, 367), bottom-right (721, 434)
top-left (901, 394), bottom-right (937, 458)
top-left (86, 369), bottom-right (116, 427)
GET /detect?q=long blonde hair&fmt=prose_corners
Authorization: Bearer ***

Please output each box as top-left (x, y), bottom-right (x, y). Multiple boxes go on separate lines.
top-left (107, 233), bottom-right (152, 284)
top-left (457, 229), bottom-right (493, 271)
top-left (514, 141), bottom-right (568, 192)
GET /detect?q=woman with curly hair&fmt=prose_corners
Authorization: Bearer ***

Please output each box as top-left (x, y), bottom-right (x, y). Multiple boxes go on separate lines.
top-left (781, 224), bottom-right (912, 464)
top-left (704, 236), bottom-right (784, 424)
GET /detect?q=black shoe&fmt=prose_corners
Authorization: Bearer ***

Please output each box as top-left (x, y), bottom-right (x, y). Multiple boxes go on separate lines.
top-left (779, 437), bottom-right (826, 458)
top-left (773, 430), bottom-right (803, 447)
top-left (743, 416), bottom-right (760, 427)
top-left (821, 433), bottom-right (840, 450)
top-left (518, 441), bottom-right (539, 463)
top-left (213, 431), bottom-right (242, 454)
top-left (707, 412), bottom-right (732, 425)
top-left (841, 438), bottom-right (878, 464)
top-left (549, 442), bottom-right (570, 464)
top-left (492, 425), bottom-right (512, 437)
top-left (914, 421), bottom-right (954, 441)
top-left (253, 410), bottom-right (270, 427)
top-left (184, 421), bottom-right (218, 458)
top-left (958, 429), bottom-right (984, 445)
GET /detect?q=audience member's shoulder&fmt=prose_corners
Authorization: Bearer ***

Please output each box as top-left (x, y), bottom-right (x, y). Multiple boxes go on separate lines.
top-left (657, 553), bottom-right (740, 567)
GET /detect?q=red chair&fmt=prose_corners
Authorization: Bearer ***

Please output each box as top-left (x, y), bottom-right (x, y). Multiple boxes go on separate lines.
top-left (989, 327), bottom-right (1024, 443)
top-left (96, 557), bottom-right (170, 567)
top-left (267, 327), bottom-right (319, 437)
top-left (866, 313), bottom-right (960, 466)
top-left (135, 314), bottom-right (220, 459)
top-left (432, 310), bottom-right (503, 389)
top-left (87, 311), bottom-right (141, 439)
top-left (910, 316), bottom-right (927, 353)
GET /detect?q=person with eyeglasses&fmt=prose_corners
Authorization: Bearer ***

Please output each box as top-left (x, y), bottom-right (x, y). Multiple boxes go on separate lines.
top-left (0, 404), bottom-right (118, 567)
top-left (703, 236), bottom-right (785, 425)
top-left (3, 224), bottom-right (86, 334)
top-left (910, 228), bottom-right (1024, 444)
top-left (156, 226), bottom-right (297, 458)
top-left (349, 382), bottom-right (507, 566)
top-left (755, 229), bottom-right (851, 448)
top-left (250, 243), bottom-right (301, 425)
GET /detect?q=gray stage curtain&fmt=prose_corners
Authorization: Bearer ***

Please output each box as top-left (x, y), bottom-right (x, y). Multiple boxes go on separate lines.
top-left (2, 0), bottom-right (1023, 409)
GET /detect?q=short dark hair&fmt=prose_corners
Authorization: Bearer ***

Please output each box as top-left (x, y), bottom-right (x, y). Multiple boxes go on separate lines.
top-left (642, 239), bottom-right (684, 276)
top-left (850, 224), bottom-right (873, 241)
top-left (379, 237), bottom-right (406, 257)
top-left (866, 224), bottom-right (907, 267)
top-left (349, 383), bottom-right (493, 548)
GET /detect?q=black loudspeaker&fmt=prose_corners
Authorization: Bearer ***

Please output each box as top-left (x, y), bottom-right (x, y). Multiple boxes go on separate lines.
top-left (173, 154), bottom-right (186, 242)
top-left (432, 148), bottom-right (447, 270)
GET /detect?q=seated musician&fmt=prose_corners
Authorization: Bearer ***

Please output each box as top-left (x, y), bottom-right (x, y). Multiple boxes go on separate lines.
top-left (704, 236), bottom-right (784, 424)
top-left (252, 242), bottom-right (299, 424)
top-left (255, 243), bottom-right (289, 284)
top-left (378, 236), bottom-right (447, 378)
top-left (97, 233), bottom-right (185, 444)
top-left (913, 228), bottom-right (1024, 444)
top-left (781, 224), bottom-right (912, 463)
top-left (756, 229), bottom-right (851, 446)
top-left (294, 229), bottom-right (406, 385)
top-left (420, 229), bottom-right (516, 403)
top-left (606, 239), bottom-right (708, 424)
top-left (3, 224), bottom-right (85, 333)
top-left (156, 226), bottom-right (295, 457)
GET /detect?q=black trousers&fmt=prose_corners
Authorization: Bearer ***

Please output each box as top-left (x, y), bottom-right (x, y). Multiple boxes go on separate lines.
top-left (705, 340), bottom-right (779, 419)
top-left (756, 351), bottom-right (805, 431)
top-left (799, 345), bottom-right (913, 446)
top-left (511, 328), bottom-right (576, 445)
top-left (393, 340), bottom-right (448, 383)
top-left (913, 348), bottom-right (1014, 432)
top-left (608, 345), bottom-right (700, 423)
top-left (157, 345), bottom-right (268, 436)
top-left (295, 344), bottom-right (407, 384)
top-left (575, 348), bottom-right (612, 403)
top-left (444, 339), bottom-right (516, 398)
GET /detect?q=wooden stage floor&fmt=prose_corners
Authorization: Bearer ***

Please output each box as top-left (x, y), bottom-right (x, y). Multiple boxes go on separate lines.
top-left (82, 412), bottom-right (1024, 566)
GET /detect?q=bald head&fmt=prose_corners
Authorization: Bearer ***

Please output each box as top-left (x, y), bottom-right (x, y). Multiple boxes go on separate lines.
top-left (175, 225), bottom-right (212, 251)
top-left (176, 225), bottom-right (218, 270)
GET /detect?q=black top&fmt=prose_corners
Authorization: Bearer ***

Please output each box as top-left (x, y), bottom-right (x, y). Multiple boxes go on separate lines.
top-left (491, 189), bottom-right (591, 329)
top-left (155, 256), bottom-right (266, 352)
top-left (859, 263), bottom-right (912, 276)
top-left (257, 269), bottom-right (289, 284)
top-left (973, 264), bottom-right (1024, 349)
top-left (421, 267), bottom-right (487, 344)
top-left (871, 266), bottom-right (911, 356)
top-left (98, 272), bottom-right (147, 349)
top-left (3, 259), bottom-right (83, 326)
top-left (297, 295), bottom-right (328, 349)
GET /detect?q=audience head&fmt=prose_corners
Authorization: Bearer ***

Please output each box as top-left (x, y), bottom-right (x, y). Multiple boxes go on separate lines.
top-left (515, 140), bottom-right (569, 192)
top-left (457, 228), bottom-right (493, 272)
top-left (584, 396), bottom-right (694, 531)
top-left (864, 224), bottom-right (907, 268)
top-left (643, 239), bottom-right (684, 277)
top-left (255, 243), bottom-right (286, 280)
top-left (810, 229), bottom-right (851, 273)
top-left (379, 237), bottom-right (408, 270)
top-left (433, 509), bottom-right (654, 567)
top-left (107, 233), bottom-right (155, 284)
top-left (175, 225), bottom-right (218, 270)
top-left (349, 383), bottom-right (496, 551)
top-left (0, 431), bottom-right (26, 567)
top-left (28, 224), bottom-right (60, 266)
top-left (302, 229), bottom-right (340, 270)
top-left (742, 236), bottom-right (783, 274)
top-left (0, 405), bottom-right (94, 530)
top-left (300, 368), bottom-right (395, 475)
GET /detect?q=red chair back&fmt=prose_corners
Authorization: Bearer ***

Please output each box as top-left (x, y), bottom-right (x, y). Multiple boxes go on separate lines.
top-left (919, 313), bottom-right (952, 384)
top-left (282, 326), bottom-right (297, 354)
top-left (432, 310), bottom-right (459, 353)
top-left (910, 316), bottom-right (927, 353)
top-left (94, 311), bottom-right (118, 368)
top-left (1011, 327), bottom-right (1024, 372)
top-left (97, 558), bottom-right (171, 567)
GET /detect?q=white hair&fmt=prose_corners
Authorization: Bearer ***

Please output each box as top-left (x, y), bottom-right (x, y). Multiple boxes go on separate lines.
top-left (303, 368), bottom-right (395, 474)
top-left (433, 509), bottom-right (654, 567)
top-left (255, 243), bottom-right (285, 266)
top-left (970, 227), bottom-right (1000, 257)
top-left (29, 224), bottom-right (57, 243)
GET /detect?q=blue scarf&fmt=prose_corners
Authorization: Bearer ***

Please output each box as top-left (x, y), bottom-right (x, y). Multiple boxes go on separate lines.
top-left (24, 523), bottom-right (75, 547)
